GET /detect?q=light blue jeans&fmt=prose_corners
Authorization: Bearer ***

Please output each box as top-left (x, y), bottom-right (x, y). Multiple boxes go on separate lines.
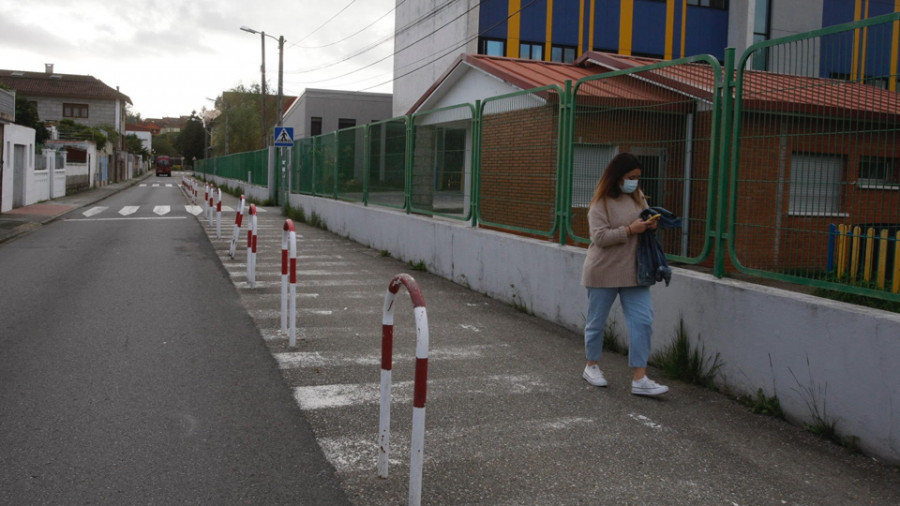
top-left (585, 286), bottom-right (654, 368)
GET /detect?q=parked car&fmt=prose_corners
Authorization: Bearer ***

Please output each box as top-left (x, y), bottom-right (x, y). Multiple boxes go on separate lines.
top-left (155, 156), bottom-right (172, 177)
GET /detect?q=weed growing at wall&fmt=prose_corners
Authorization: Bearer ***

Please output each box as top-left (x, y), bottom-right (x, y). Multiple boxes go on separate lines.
top-left (789, 358), bottom-right (859, 452)
top-left (738, 388), bottom-right (784, 418)
top-left (602, 320), bottom-right (627, 354)
top-left (650, 319), bottom-right (722, 389)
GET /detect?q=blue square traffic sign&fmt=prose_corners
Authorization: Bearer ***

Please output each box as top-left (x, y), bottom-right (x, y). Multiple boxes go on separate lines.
top-left (274, 127), bottom-right (294, 147)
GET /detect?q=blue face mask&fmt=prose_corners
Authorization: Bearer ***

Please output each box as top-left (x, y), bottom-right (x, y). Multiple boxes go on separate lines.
top-left (620, 179), bottom-right (639, 194)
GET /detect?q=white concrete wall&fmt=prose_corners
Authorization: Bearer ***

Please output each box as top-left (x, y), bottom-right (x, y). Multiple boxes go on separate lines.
top-left (1, 124), bottom-right (37, 211)
top-left (283, 192), bottom-right (900, 464)
top-left (204, 174), bottom-right (270, 204)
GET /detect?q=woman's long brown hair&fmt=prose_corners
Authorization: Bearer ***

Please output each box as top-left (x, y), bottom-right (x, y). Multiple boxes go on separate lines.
top-left (590, 152), bottom-right (646, 208)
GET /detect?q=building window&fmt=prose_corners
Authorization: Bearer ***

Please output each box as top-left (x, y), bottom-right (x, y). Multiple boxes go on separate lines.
top-left (858, 156), bottom-right (899, 189)
top-left (480, 38), bottom-right (506, 57)
top-left (63, 103), bottom-right (89, 119)
top-left (572, 144), bottom-right (619, 207)
top-left (311, 117), bottom-right (322, 136)
top-left (789, 153), bottom-right (844, 215)
top-left (687, 0), bottom-right (728, 9)
top-left (519, 42), bottom-right (544, 61)
top-left (338, 118), bottom-right (356, 130)
top-left (551, 45), bottom-right (577, 63)
top-left (751, 0), bottom-right (771, 70)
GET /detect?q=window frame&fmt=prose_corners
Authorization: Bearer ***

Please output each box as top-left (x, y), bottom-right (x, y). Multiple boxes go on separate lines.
top-left (858, 156), bottom-right (899, 190)
top-left (63, 103), bottom-right (89, 119)
top-left (788, 152), bottom-right (847, 217)
top-left (572, 144), bottom-right (619, 208)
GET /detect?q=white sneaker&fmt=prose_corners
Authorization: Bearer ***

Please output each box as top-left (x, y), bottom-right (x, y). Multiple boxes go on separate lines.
top-left (583, 364), bottom-right (608, 387)
top-left (632, 376), bottom-right (669, 396)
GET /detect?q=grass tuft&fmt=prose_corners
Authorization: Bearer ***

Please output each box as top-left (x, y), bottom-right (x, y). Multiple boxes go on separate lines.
top-left (650, 319), bottom-right (722, 389)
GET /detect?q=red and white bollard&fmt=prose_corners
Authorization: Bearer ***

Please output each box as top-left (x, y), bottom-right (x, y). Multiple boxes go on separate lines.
top-left (215, 188), bottom-right (223, 238)
top-left (207, 185), bottom-right (215, 225)
top-left (203, 183), bottom-right (209, 214)
top-left (229, 195), bottom-right (245, 259)
top-left (378, 273), bottom-right (429, 506)
top-left (282, 219), bottom-right (298, 346)
top-left (246, 204), bottom-right (258, 288)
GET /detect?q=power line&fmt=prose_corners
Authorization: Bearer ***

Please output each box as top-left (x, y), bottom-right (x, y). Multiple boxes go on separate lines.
top-left (286, 0), bottom-right (471, 75)
top-left (289, 0), bottom-right (405, 50)
top-left (294, 0), bottom-right (540, 92)
top-left (292, 0), bottom-right (359, 45)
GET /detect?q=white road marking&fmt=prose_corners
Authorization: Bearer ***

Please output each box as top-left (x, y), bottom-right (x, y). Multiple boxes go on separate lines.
top-left (152, 184), bottom-right (159, 187)
top-left (165, 184), bottom-right (173, 187)
top-left (119, 206), bottom-right (139, 216)
top-left (139, 184), bottom-right (147, 187)
top-left (82, 206), bottom-right (107, 217)
top-left (153, 206), bottom-right (170, 216)
top-left (629, 413), bottom-right (664, 430)
top-left (65, 216), bottom-right (187, 222)
top-left (185, 205), bottom-right (203, 215)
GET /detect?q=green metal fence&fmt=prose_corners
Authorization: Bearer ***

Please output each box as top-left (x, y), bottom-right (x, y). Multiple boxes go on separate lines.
top-left (569, 55), bottom-right (724, 265)
top-left (367, 117), bottom-right (408, 210)
top-left (478, 86), bottom-right (563, 237)
top-left (196, 148), bottom-right (269, 187)
top-left (199, 14), bottom-right (899, 303)
top-left (729, 12), bottom-right (900, 302)
top-left (410, 104), bottom-right (475, 220)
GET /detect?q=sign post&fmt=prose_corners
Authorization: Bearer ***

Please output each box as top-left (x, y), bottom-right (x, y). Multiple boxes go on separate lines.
top-left (274, 127), bottom-right (294, 207)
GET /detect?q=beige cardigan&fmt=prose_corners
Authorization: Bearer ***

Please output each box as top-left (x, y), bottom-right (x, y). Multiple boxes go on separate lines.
top-left (581, 195), bottom-right (645, 287)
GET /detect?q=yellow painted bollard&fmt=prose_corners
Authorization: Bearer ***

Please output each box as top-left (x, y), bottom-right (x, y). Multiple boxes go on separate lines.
top-left (864, 227), bottom-right (875, 283)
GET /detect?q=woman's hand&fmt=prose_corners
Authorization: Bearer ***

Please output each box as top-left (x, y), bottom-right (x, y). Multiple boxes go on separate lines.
top-left (628, 217), bottom-right (658, 235)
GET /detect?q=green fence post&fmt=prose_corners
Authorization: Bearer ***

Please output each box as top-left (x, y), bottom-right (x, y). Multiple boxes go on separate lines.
top-left (557, 80), bottom-right (574, 246)
top-left (471, 100), bottom-right (482, 227)
top-left (363, 123), bottom-right (370, 206)
top-left (405, 113), bottom-right (414, 214)
top-left (713, 48), bottom-right (736, 278)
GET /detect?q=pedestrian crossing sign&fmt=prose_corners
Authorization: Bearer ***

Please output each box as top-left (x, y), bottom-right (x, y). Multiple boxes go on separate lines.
top-left (274, 127), bottom-right (294, 147)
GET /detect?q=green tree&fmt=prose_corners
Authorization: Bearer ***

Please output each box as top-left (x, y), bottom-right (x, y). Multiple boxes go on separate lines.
top-left (125, 134), bottom-right (150, 158)
top-left (14, 95), bottom-right (49, 143)
top-left (176, 112), bottom-right (207, 162)
top-left (208, 83), bottom-right (270, 155)
top-left (152, 132), bottom-right (178, 156)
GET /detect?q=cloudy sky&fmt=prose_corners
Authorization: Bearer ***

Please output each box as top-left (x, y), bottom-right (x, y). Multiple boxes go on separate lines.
top-left (1, 0), bottom-right (396, 119)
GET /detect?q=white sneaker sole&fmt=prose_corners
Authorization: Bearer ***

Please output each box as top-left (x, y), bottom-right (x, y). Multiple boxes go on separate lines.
top-left (583, 372), bottom-right (608, 387)
top-left (632, 386), bottom-right (669, 396)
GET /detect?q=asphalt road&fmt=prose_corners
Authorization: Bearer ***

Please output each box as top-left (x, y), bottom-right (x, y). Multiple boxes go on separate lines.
top-left (0, 175), bottom-right (350, 505)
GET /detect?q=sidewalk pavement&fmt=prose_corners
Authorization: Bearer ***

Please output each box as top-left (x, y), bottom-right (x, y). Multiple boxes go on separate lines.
top-left (4, 176), bottom-right (898, 504)
top-left (190, 185), bottom-right (899, 506)
top-left (0, 172), bottom-right (153, 244)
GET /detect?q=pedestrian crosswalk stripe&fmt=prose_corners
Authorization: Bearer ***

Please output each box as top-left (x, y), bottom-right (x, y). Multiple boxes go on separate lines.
top-left (152, 184), bottom-right (160, 187)
top-left (119, 206), bottom-right (139, 216)
top-left (139, 184), bottom-right (147, 187)
top-left (83, 206), bottom-right (108, 217)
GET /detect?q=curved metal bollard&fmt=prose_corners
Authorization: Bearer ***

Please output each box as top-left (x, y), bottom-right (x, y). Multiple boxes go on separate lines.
top-left (281, 220), bottom-right (298, 346)
top-left (378, 273), bottom-right (429, 506)
top-left (246, 204), bottom-right (258, 288)
top-left (215, 188), bottom-right (223, 238)
top-left (229, 195), bottom-right (245, 259)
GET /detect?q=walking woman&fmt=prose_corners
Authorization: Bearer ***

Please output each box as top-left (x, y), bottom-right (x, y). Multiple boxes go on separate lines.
top-left (581, 152), bottom-right (668, 396)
